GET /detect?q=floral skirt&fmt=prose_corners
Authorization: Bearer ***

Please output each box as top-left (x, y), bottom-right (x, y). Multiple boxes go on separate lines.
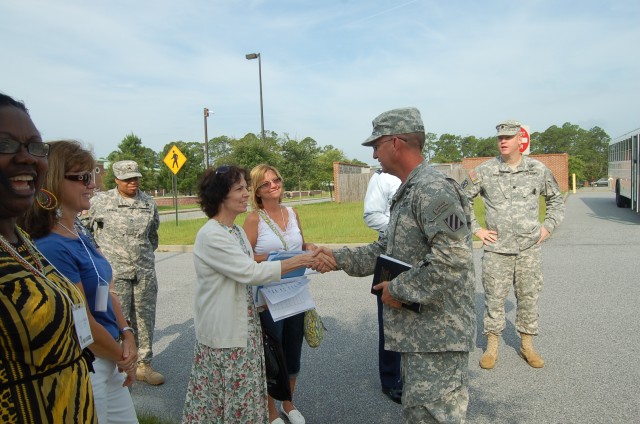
top-left (182, 288), bottom-right (267, 424)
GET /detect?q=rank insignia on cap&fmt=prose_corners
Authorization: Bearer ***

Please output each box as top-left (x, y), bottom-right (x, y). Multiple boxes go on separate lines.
top-left (443, 213), bottom-right (464, 232)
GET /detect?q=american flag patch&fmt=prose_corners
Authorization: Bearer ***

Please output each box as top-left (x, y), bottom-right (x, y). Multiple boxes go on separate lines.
top-left (443, 213), bottom-right (463, 232)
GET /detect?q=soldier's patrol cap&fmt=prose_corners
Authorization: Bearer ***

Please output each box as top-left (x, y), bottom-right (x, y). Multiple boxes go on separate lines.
top-left (496, 120), bottom-right (521, 137)
top-left (362, 107), bottom-right (425, 146)
top-left (112, 160), bottom-right (142, 180)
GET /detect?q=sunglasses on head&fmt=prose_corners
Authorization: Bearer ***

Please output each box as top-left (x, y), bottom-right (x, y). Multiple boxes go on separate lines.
top-left (64, 173), bottom-right (93, 187)
top-left (215, 165), bottom-right (231, 175)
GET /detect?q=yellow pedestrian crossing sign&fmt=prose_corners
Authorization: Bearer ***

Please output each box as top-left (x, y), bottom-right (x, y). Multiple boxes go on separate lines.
top-left (163, 145), bottom-right (187, 175)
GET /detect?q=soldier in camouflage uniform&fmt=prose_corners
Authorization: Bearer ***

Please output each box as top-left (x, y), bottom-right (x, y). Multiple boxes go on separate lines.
top-left (315, 108), bottom-right (476, 423)
top-left (85, 160), bottom-right (165, 385)
top-left (462, 120), bottom-right (564, 370)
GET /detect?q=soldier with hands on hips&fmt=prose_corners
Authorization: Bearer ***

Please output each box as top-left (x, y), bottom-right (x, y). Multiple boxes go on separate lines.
top-left (314, 107), bottom-right (476, 424)
top-left (463, 120), bottom-right (564, 370)
top-left (85, 160), bottom-right (165, 385)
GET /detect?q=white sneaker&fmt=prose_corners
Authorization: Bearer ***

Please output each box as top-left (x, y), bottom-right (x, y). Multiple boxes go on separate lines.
top-left (271, 418), bottom-right (286, 424)
top-left (279, 405), bottom-right (305, 424)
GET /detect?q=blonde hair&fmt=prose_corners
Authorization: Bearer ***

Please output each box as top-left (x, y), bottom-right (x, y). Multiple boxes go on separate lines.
top-left (249, 164), bottom-right (284, 210)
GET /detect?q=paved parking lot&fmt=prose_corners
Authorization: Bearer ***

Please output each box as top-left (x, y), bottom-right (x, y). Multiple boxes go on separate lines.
top-left (132, 190), bottom-right (640, 423)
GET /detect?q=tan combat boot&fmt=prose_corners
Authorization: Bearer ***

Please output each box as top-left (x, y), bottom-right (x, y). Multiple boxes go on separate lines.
top-left (479, 334), bottom-right (499, 369)
top-left (136, 362), bottom-right (165, 385)
top-left (519, 333), bottom-right (544, 368)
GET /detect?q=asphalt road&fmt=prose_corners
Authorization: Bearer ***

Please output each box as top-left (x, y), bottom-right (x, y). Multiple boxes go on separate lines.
top-left (132, 190), bottom-right (640, 423)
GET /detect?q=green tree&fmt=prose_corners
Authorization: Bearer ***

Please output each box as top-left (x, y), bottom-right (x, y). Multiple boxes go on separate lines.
top-left (568, 155), bottom-right (586, 183)
top-left (580, 126), bottom-right (609, 181)
top-left (224, 133), bottom-right (282, 171)
top-left (423, 132), bottom-right (437, 162)
top-left (472, 136), bottom-right (498, 157)
top-left (314, 145), bottom-right (347, 189)
top-left (207, 135), bottom-right (233, 168)
top-left (432, 133), bottom-right (462, 163)
top-left (106, 133), bottom-right (158, 191)
top-left (531, 122), bottom-right (609, 183)
top-left (280, 136), bottom-right (320, 192)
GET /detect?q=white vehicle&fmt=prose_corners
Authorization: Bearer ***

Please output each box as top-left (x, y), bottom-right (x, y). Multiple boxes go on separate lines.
top-left (609, 128), bottom-right (640, 211)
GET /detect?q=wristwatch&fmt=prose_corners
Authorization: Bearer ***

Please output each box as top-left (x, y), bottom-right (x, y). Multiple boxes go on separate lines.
top-left (119, 326), bottom-right (135, 340)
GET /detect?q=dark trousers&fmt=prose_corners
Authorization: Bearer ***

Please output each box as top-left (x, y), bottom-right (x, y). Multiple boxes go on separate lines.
top-left (377, 294), bottom-right (402, 390)
top-left (260, 310), bottom-right (304, 376)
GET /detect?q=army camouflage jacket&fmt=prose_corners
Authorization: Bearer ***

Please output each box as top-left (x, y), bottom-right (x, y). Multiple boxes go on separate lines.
top-left (463, 155), bottom-right (565, 254)
top-left (334, 162), bottom-right (476, 353)
top-left (84, 188), bottom-right (159, 279)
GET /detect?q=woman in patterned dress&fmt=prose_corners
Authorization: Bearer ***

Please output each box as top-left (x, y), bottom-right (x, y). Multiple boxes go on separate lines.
top-left (181, 165), bottom-right (317, 424)
top-left (0, 93), bottom-right (96, 423)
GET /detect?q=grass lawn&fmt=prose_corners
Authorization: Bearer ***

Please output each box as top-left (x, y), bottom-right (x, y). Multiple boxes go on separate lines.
top-left (159, 201), bottom-right (379, 245)
top-left (158, 197), bottom-right (550, 245)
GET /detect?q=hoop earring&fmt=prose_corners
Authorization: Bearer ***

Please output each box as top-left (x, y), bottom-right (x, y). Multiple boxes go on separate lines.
top-left (36, 189), bottom-right (59, 211)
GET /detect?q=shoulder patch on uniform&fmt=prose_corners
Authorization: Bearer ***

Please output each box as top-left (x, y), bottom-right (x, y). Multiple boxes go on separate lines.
top-left (443, 213), bottom-right (464, 232)
top-left (426, 197), bottom-right (452, 219)
top-left (461, 179), bottom-right (469, 189)
top-left (468, 169), bottom-right (479, 183)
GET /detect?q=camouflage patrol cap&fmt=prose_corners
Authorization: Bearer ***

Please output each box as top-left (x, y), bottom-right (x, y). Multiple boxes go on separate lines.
top-left (496, 120), bottom-right (521, 137)
top-left (112, 160), bottom-right (142, 180)
top-left (362, 107), bottom-right (425, 146)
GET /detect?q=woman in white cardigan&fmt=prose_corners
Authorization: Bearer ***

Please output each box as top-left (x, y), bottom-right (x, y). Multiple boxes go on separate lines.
top-left (181, 165), bottom-right (316, 424)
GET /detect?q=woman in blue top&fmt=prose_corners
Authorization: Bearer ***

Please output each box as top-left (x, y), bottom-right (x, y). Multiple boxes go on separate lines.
top-left (21, 140), bottom-right (138, 423)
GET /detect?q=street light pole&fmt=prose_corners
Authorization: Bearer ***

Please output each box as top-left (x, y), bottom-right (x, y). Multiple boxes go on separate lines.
top-left (203, 107), bottom-right (210, 168)
top-left (245, 52), bottom-right (265, 142)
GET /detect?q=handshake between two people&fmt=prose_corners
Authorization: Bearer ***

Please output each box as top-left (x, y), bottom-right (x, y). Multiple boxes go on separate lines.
top-left (281, 247), bottom-right (403, 310)
top-left (280, 245), bottom-right (338, 275)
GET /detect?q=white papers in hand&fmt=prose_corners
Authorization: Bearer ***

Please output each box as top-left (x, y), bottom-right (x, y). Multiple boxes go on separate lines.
top-left (257, 276), bottom-right (315, 321)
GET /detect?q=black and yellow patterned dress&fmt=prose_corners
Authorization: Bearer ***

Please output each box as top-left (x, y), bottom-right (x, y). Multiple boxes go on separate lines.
top-left (0, 237), bottom-right (96, 423)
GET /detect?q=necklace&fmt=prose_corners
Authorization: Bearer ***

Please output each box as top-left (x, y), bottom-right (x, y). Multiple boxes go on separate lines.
top-left (58, 221), bottom-right (107, 284)
top-left (0, 226), bottom-right (85, 310)
top-left (0, 227), bottom-right (45, 273)
top-left (57, 221), bottom-right (80, 238)
top-left (266, 206), bottom-right (287, 232)
top-left (213, 219), bottom-right (251, 256)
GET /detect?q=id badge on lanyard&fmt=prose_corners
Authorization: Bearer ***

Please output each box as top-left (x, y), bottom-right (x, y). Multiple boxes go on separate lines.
top-left (72, 304), bottom-right (94, 349)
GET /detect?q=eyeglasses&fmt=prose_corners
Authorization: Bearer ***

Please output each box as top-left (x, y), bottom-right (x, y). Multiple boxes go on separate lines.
top-left (258, 177), bottom-right (282, 190)
top-left (0, 139), bottom-right (49, 157)
top-left (372, 137), bottom-right (393, 152)
top-left (64, 173), bottom-right (93, 187)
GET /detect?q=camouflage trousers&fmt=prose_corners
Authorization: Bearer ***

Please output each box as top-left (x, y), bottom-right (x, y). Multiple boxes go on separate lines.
top-left (401, 352), bottom-right (469, 424)
top-left (482, 244), bottom-right (543, 336)
top-left (114, 272), bottom-right (158, 363)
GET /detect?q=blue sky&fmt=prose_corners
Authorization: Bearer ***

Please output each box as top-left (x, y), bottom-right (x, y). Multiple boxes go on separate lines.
top-left (3, 0), bottom-right (639, 165)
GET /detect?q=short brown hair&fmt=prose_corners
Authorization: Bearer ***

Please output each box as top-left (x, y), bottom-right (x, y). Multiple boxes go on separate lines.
top-left (197, 165), bottom-right (249, 218)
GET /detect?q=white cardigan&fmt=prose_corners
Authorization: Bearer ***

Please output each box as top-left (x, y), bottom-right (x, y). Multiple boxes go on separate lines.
top-left (193, 219), bottom-right (281, 348)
